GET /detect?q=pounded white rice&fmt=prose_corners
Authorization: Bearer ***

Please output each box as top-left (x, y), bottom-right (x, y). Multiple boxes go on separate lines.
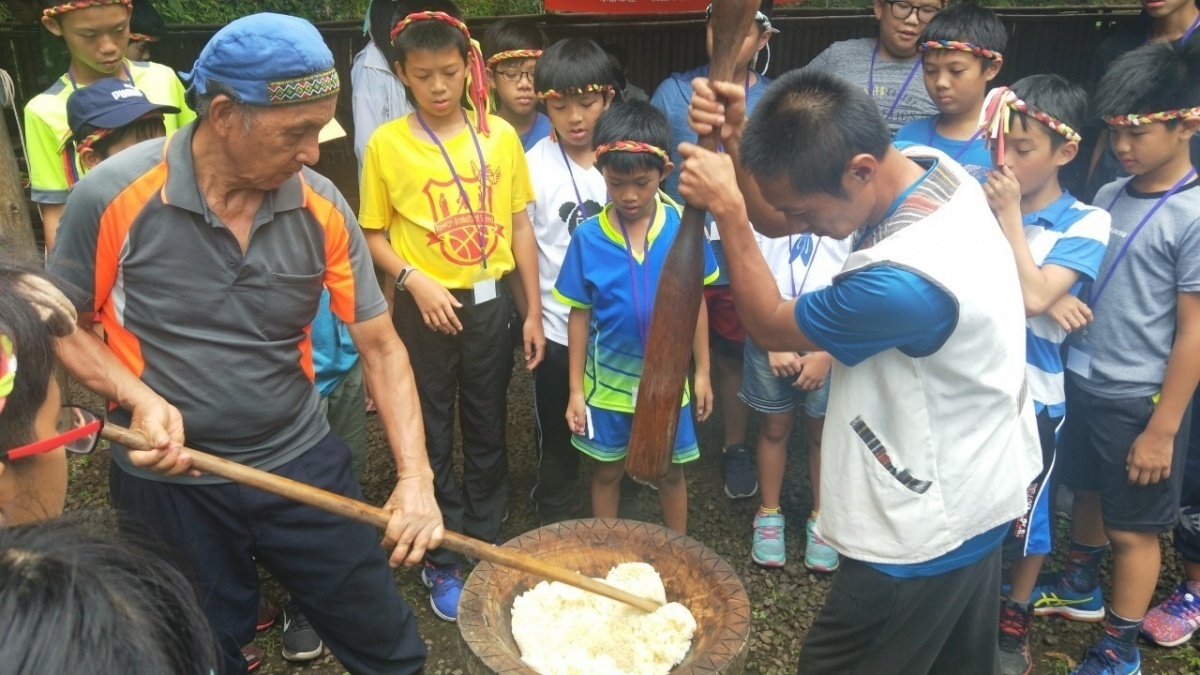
top-left (510, 562), bottom-right (696, 675)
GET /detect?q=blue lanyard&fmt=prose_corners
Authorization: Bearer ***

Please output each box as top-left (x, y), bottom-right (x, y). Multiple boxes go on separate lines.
top-left (614, 206), bottom-right (654, 347)
top-left (788, 234), bottom-right (823, 299)
top-left (928, 115), bottom-right (984, 161)
top-left (868, 41), bottom-right (922, 121)
top-left (415, 109), bottom-right (491, 269)
top-left (559, 141), bottom-right (592, 221)
top-left (1089, 168), bottom-right (1197, 306)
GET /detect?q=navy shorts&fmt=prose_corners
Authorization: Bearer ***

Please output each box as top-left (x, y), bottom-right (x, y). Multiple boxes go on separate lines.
top-left (1058, 377), bottom-right (1189, 533)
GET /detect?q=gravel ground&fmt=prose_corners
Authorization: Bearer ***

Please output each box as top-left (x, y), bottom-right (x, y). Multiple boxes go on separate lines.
top-left (65, 366), bottom-right (1200, 675)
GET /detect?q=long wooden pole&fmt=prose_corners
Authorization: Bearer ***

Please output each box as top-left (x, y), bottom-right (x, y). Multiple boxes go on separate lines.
top-left (100, 423), bottom-right (662, 614)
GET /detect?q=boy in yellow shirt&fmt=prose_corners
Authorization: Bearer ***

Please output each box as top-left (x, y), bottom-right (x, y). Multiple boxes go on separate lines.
top-left (25, 0), bottom-right (193, 251)
top-left (358, 0), bottom-right (543, 623)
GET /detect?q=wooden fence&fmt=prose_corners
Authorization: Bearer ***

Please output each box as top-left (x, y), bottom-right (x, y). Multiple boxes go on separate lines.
top-left (0, 5), bottom-right (1139, 217)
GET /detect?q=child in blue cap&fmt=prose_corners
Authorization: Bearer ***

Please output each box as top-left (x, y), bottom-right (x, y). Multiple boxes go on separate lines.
top-left (64, 78), bottom-right (178, 180)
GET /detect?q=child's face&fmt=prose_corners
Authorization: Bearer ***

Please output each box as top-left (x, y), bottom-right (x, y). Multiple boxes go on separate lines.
top-left (125, 40), bottom-right (151, 62)
top-left (489, 57), bottom-right (537, 117)
top-left (603, 165), bottom-right (666, 223)
top-left (1107, 119), bottom-right (1200, 178)
top-left (546, 91), bottom-right (611, 153)
top-left (1142, 0), bottom-right (1194, 19)
top-left (42, 5), bottom-right (131, 76)
top-left (396, 47), bottom-right (468, 121)
top-left (874, 0), bottom-right (943, 59)
top-left (1002, 118), bottom-right (1076, 198)
top-left (921, 50), bottom-right (1000, 119)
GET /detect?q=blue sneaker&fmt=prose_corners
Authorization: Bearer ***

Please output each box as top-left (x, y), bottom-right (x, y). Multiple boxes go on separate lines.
top-left (1031, 572), bottom-right (1106, 622)
top-left (722, 444), bottom-right (758, 500)
top-left (1070, 636), bottom-right (1141, 675)
top-left (804, 517), bottom-right (840, 573)
top-left (751, 511), bottom-right (785, 567)
top-left (422, 561), bottom-right (463, 622)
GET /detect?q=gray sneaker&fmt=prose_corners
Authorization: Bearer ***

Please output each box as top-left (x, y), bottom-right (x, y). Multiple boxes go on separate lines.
top-left (281, 601), bottom-right (324, 661)
top-left (722, 444), bottom-right (758, 499)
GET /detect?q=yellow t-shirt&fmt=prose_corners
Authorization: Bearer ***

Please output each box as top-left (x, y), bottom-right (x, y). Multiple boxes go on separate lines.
top-left (23, 59), bottom-right (195, 204)
top-left (358, 113), bottom-right (534, 290)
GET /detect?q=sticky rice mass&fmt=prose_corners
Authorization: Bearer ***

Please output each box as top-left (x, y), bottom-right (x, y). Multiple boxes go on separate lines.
top-left (511, 562), bottom-right (697, 675)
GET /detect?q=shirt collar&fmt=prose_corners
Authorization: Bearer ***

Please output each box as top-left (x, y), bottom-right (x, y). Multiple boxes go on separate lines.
top-left (1021, 190), bottom-right (1075, 227)
top-left (162, 122), bottom-right (305, 218)
top-left (598, 193), bottom-right (672, 261)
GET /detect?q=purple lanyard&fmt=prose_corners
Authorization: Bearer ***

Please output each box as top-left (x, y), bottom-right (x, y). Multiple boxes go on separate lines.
top-left (869, 41), bottom-right (923, 121)
top-left (416, 109), bottom-right (490, 269)
top-left (928, 115), bottom-right (984, 161)
top-left (1089, 168), bottom-right (1197, 306)
top-left (1146, 12), bottom-right (1200, 45)
top-left (559, 141), bottom-right (592, 220)
top-left (67, 61), bottom-right (134, 90)
top-left (788, 235), bottom-right (823, 299)
top-left (614, 207), bottom-right (654, 347)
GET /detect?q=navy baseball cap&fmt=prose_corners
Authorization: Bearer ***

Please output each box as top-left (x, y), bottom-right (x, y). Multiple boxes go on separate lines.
top-left (67, 78), bottom-right (180, 144)
top-left (180, 13), bottom-right (340, 107)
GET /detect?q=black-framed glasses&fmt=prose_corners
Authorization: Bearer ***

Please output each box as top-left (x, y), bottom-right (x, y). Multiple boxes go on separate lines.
top-left (0, 406), bottom-right (103, 461)
top-left (884, 0), bottom-right (940, 23)
top-left (497, 69), bottom-right (536, 84)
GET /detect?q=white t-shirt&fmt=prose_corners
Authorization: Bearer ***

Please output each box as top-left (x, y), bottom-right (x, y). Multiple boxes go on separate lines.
top-left (755, 231), bottom-right (851, 300)
top-left (525, 136), bottom-right (608, 345)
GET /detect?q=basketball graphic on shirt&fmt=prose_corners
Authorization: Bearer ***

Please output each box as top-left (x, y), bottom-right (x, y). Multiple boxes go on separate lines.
top-left (422, 164), bottom-right (504, 266)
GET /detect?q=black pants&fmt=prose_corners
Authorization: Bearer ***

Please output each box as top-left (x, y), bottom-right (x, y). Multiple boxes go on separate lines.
top-left (798, 546), bottom-right (1002, 675)
top-left (392, 287), bottom-right (512, 565)
top-left (530, 339), bottom-right (581, 520)
top-left (110, 432), bottom-right (426, 675)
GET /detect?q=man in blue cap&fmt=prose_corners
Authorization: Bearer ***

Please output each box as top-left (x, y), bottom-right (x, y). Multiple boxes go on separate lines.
top-left (49, 13), bottom-right (438, 675)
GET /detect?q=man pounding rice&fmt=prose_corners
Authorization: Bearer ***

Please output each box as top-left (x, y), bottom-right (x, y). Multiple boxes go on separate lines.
top-left (49, 14), bottom-right (439, 675)
top-left (678, 70), bottom-right (1042, 674)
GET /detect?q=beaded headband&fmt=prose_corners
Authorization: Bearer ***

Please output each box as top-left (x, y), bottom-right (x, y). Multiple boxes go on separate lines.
top-left (594, 140), bottom-right (669, 163)
top-left (0, 335), bottom-right (14, 416)
top-left (919, 40), bottom-right (1003, 62)
top-left (391, 11), bottom-right (490, 135)
top-left (979, 87), bottom-right (1082, 167)
top-left (128, 32), bottom-right (158, 43)
top-left (486, 49), bottom-right (542, 68)
top-left (536, 83), bottom-right (613, 101)
top-left (1104, 107), bottom-right (1200, 127)
top-left (43, 0), bottom-right (130, 18)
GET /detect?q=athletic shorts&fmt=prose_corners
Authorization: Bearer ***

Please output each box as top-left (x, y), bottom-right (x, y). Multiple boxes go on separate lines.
top-left (1058, 377), bottom-right (1189, 533)
top-left (571, 405), bottom-right (699, 464)
top-left (738, 337), bottom-right (830, 417)
top-left (1003, 409), bottom-right (1062, 560)
top-left (703, 285), bottom-right (744, 358)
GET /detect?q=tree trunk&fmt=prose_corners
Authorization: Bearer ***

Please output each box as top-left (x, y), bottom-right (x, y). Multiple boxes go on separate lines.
top-left (0, 76), bottom-right (36, 262)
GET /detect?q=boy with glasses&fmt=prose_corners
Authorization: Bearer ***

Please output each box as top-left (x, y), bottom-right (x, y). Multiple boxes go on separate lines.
top-left (484, 19), bottom-right (551, 151)
top-left (803, 0), bottom-right (944, 134)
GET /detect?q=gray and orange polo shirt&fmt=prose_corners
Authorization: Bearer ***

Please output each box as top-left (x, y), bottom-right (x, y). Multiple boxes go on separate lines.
top-left (50, 123), bottom-right (388, 484)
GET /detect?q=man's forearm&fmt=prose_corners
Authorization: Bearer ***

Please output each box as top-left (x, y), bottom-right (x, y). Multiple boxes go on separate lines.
top-left (725, 143), bottom-right (787, 235)
top-left (54, 324), bottom-right (162, 411)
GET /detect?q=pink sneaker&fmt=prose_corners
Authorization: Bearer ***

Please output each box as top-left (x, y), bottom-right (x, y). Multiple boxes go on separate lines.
top-left (1142, 580), bottom-right (1200, 647)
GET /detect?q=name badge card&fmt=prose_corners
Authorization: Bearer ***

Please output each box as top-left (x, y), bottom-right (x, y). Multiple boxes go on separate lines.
top-left (473, 277), bottom-right (497, 304)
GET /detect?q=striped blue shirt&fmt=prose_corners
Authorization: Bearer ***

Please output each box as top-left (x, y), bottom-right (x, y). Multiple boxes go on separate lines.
top-left (1023, 191), bottom-right (1110, 416)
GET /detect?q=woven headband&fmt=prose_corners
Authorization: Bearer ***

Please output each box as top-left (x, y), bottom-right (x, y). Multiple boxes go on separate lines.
top-left (0, 335), bottom-right (14, 416)
top-left (390, 11), bottom-right (490, 135)
top-left (979, 87), bottom-right (1081, 167)
top-left (43, 0), bottom-right (130, 18)
top-left (536, 83), bottom-right (613, 100)
top-left (594, 141), bottom-right (669, 163)
top-left (1104, 107), bottom-right (1200, 127)
top-left (486, 49), bottom-right (542, 68)
top-left (919, 40), bottom-right (1003, 62)
top-left (128, 32), bottom-right (158, 43)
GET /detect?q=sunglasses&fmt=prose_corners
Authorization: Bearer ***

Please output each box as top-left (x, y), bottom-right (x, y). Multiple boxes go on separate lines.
top-left (0, 406), bottom-right (103, 461)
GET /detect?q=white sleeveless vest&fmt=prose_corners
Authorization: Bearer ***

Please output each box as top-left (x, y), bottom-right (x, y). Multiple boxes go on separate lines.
top-left (818, 149), bottom-right (1043, 565)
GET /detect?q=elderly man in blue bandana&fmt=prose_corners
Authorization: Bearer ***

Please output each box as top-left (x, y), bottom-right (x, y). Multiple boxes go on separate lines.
top-left (49, 13), bottom-right (438, 675)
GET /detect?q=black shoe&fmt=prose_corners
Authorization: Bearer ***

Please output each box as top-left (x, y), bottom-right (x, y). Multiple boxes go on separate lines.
top-left (722, 444), bottom-right (758, 499)
top-left (998, 598), bottom-right (1034, 675)
top-left (281, 601), bottom-right (324, 661)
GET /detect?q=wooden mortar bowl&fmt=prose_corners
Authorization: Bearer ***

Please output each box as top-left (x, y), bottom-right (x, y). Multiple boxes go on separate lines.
top-left (458, 518), bottom-right (751, 674)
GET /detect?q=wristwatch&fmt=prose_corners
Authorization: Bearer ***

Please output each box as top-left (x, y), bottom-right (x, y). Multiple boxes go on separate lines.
top-left (396, 266), bottom-right (417, 291)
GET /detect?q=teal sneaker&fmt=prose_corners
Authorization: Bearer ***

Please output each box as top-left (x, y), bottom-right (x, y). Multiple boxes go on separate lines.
top-left (751, 511), bottom-right (785, 567)
top-left (1031, 572), bottom-right (1106, 622)
top-left (804, 517), bottom-right (840, 573)
top-left (1070, 635), bottom-right (1141, 675)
